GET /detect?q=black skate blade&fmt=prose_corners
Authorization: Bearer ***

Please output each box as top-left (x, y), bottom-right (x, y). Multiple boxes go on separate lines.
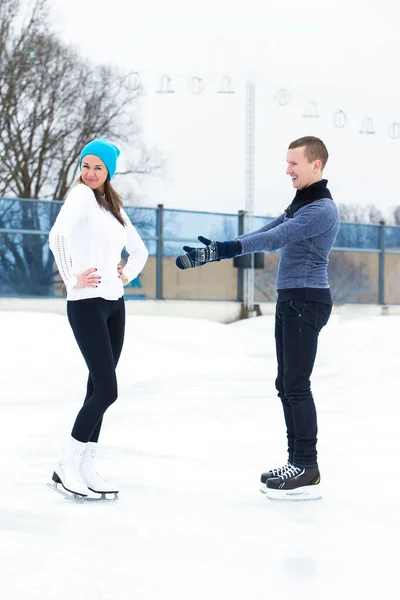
top-left (47, 482), bottom-right (118, 503)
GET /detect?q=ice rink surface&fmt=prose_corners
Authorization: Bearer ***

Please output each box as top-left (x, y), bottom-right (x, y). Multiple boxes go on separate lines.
top-left (0, 308), bottom-right (398, 599)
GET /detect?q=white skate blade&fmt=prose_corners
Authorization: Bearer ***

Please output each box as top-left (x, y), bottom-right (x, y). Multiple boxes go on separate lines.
top-left (47, 481), bottom-right (86, 503)
top-left (47, 482), bottom-right (118, 503)
top-left (266, 485), bottom-right (322, 502)
top-left (86, 489), bottom-right (119, 502)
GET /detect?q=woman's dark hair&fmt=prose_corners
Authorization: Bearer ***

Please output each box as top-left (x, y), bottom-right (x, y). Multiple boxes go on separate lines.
top-left (75, 176), bottom-right (126, 226)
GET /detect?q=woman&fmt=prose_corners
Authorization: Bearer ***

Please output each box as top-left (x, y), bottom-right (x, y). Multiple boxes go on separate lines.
top-left (49, 138), bottom-right (148, 498)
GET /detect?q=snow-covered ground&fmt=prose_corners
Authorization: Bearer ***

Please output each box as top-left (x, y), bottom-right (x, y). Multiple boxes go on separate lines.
top-left (0, 308), bottom-right (398, 600)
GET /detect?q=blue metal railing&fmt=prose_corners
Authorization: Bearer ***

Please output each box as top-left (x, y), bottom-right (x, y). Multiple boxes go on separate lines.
top-left (1, 197), bottom-right (400, 303)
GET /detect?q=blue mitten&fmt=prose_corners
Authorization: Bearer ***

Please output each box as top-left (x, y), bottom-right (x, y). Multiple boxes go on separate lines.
top-left (176, 236), bottom-right (241, 270)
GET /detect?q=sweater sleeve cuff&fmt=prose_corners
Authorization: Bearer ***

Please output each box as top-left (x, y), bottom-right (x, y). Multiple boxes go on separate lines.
top-left (66, 275), bottom-right (78, 290)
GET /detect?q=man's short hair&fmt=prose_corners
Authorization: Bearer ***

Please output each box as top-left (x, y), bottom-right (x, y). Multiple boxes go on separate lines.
top-left (288, 136), bottom-right (329, 170)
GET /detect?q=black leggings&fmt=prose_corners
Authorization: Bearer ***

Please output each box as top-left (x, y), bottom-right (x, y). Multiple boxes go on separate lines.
top-left (67, 297), bottom-right (125, 443)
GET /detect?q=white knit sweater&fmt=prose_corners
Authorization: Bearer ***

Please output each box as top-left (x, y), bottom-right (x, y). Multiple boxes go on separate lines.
top-left (49, 184), bottom-right (149, 301)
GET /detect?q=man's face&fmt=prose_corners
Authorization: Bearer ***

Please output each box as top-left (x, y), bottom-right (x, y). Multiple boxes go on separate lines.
top-left (286, 146), bottom-right (321, 190)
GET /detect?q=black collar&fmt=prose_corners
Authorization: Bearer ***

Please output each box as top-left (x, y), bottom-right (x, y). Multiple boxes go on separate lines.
top-left (285, 179), bottom-right (333, 218)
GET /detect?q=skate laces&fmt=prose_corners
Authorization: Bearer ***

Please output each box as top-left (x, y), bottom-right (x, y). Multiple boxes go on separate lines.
top-left (61, 460), bottom-right (85, 484)
top-left (71, 449), bottom-right (86, 482)
top-left (93, 470), bottom-right (107, 483)
top-left (280, 463), bottom-right (302, 480)
top-left (84, 462), bottom-right (108, 482)
top-left (271, 463), bottom-right (290, 476)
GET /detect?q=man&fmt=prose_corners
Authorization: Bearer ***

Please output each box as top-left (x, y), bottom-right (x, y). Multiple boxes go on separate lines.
top-left (176, 136), bottom-right (339, 500)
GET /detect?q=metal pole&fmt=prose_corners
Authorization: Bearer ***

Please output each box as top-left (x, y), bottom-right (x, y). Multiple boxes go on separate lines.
top-left (156, 203), bottom-right (164, 299)
top-left (244, 81), bottom-right (255, 315)
top-left (237, 210), bottom-right (245, 302)
top-left (379, 220), bottom-right (386, 305)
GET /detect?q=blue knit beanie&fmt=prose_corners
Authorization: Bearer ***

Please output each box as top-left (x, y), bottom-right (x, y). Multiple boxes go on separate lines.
top-left (79, 138), bottom-right (120, 180)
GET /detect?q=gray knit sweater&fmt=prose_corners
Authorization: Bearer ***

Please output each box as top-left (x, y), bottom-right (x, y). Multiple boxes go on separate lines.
top-left (237, 199), bottom-right (339, 297)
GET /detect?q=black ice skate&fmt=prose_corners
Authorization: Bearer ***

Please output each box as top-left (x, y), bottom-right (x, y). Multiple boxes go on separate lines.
top-left (260, 463), bottom-right (290, 494)
top-left (266, 464), bottom-right (322, 501)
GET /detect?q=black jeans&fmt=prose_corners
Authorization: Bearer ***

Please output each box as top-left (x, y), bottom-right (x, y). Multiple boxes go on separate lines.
top-left (67, 297), bottom-right (125, 443)
top-left (275, 300), bottom-right (332, 468)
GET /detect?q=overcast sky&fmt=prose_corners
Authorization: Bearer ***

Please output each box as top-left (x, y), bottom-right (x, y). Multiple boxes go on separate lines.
top-left (50, 0), bottom-right (400, 218)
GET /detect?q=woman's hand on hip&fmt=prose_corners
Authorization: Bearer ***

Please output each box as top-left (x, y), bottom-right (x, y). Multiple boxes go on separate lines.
top-left (117, 263), bottom-right (129, 286)
top-left (74, 268), bottom-right (101, 288)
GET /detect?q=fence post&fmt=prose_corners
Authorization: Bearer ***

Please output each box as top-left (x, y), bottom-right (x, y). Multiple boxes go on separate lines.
top-left (156, 204), bottom-right (164, 300)
top-left (237, 210), bottom-right (245, 302)
top-left (378, 220), bottom-right (386, 305)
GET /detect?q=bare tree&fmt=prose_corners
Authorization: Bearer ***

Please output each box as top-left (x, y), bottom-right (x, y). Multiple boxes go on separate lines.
top-left (0, 0), bottom-right (163, 200)
top-left (337, 203), bottom-right (384, 224)
top-left (328, 251), bottom-right (376, 303)
top-left (254, 254), bottom-right (278, 302)
top-left (0, 0), bottom-right (163, 296)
